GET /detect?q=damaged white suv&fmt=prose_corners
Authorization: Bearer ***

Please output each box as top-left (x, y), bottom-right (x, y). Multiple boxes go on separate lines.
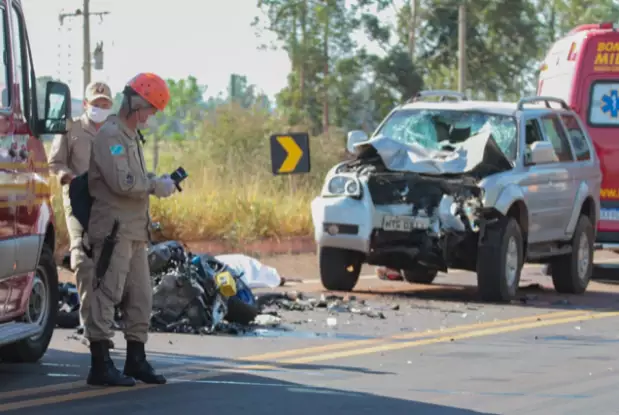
top-left (311, 91), bottom-right (602, 302)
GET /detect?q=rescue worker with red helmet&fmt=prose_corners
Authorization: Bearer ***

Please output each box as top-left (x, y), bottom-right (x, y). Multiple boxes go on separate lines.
top-left (85, 73), bottom-right (176, 387)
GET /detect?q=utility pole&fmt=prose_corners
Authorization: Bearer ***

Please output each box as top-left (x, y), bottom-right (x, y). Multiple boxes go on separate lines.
top-left (83, 0), bottom-right (90, 88)
top-left (408, 0), bottom-right (419, 66)
top-left (457, 2), bottom-right (467, 93)
top-left (59, 0), bottom-right (110, 95)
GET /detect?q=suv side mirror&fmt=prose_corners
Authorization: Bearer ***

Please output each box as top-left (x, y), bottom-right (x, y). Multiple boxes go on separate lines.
top-left (346, 130), bottom-right (368, 154)
top-left (527, 141), bottom-right (558, 165)
top-left (37, 81), bottom-right (72, 135)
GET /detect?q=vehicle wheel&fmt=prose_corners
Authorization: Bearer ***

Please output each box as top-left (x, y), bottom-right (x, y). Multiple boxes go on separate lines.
top-left (476, 217), bottom-right (523, 302)
top-left (402, 266), bottom-right (438, 284)
top-left (225, 296), bottom-right (260, 325)
top-left (550, 215), bottom-right (593, 294)
top-left (0, 244), bottom-right (58, 363)
top-left (319, 247), bottom-right (363, 292)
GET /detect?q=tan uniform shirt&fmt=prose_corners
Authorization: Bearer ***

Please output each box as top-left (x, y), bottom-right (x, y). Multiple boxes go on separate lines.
top-left (48, 114), bottom-right (98, 210)
top-left (87, 115), bottom-right (154, 242)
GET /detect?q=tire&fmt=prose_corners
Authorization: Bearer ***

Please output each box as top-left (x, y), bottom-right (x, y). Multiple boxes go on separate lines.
top-left (550, 215), bottom-right (593, 294)
top-left (225, 296), bottom-right (260, 325)
top-left (0, 244), bottom-right (58, 363)
top-left (402, 266), bottom-right (438, 284)
top-left (476, 217), bottom-right (523, 302)
top-left (319, 247), bottom-right (363, 292)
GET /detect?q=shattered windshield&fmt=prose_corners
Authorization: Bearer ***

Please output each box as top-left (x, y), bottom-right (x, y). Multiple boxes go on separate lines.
top-left (374, 109), bottom-right (518, 160)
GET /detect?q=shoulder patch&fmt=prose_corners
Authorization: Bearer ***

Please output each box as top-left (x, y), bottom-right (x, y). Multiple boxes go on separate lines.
top-left (110, 144), bottom-right (125, 156)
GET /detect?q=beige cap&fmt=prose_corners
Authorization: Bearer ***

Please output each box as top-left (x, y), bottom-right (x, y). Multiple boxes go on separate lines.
top-left (84, 81), bottom-right (112, 103)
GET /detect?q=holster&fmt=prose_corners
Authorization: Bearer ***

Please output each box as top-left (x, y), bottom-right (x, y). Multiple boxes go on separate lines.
top-left (94, 219), bottom-right (120, 289)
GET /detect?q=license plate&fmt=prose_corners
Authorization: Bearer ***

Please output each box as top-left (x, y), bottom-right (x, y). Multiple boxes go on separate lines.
top-left (382, 215), bottom-right (431, 232)
top-left (600, 208), bottom-right (619, 221)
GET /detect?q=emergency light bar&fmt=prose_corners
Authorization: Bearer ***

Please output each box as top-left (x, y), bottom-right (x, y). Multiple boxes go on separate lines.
top-left (569, 22), bottom-right (619, 34)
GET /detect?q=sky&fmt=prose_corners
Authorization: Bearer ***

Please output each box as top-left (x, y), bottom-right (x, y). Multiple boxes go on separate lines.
top-left (23, 0), bottom-right (293, 100)
top-left (23, 0), bottom-right (400, 101)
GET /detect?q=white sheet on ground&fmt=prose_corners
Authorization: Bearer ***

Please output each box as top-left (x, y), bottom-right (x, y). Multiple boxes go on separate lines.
top-left (215, 254), bottom-right (282, 289)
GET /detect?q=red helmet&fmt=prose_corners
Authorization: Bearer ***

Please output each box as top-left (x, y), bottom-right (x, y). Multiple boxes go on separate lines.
top-left (126, 73), bottom-right (170, 111)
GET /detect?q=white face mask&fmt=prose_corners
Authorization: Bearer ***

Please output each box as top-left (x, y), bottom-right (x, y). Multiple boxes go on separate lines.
top-left (86, 105), bottom-right (112, 124)
top-left (137, 114), bottom-right (157, 131)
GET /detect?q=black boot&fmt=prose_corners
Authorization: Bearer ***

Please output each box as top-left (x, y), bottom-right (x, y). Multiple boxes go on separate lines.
top-left (86, 341), bottom-right (136, 387)
top-left (123, 341), bottom-right (166, 384)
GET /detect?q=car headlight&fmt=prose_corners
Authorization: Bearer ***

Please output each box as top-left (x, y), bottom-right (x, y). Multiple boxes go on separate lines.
top-left (324, 175), bottom-right (361, 197)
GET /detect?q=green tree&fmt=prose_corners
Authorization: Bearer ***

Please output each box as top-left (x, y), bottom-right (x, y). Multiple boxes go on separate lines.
top-left (254, 0), bottom-right (377, 133)
top-left (403, 0), bottom-right (539, 99)
top-left (146, 76), bottom-right (206, 141)
top-left (535, 0), bottom-right (619, 59)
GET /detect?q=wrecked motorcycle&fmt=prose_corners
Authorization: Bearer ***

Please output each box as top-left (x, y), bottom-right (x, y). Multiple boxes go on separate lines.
top-left (147, 240), bottom-right (259, 332)
top-left (60, 238), bottom-right (260, 333)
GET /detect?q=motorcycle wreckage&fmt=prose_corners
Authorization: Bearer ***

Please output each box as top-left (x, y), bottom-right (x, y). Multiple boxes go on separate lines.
top-left (60, 234), bottom-right (260, 333)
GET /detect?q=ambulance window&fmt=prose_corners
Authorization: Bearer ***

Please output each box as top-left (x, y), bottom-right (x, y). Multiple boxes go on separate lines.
top-left (588, 81), bottom-right (619, 126)
top-left (540, 114), bottom-right (575, 162)
top-left (0, 6), bottom-right (9, 108)
top-left (10, 5), bottom-right (25, 116)
top-left (560, 114), bottom-right (591, 161)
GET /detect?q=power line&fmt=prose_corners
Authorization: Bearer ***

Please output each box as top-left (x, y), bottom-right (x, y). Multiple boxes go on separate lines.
top-left (58, 0), bottom-right (110, 95)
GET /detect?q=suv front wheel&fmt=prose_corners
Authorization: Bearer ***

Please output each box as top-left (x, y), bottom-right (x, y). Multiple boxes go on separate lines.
top-left (550, 214), bottom-right (593, 294)
top-left (319, 247), bottom-right (363, 292)
top-left (476, 217), bottom-right (523, 302)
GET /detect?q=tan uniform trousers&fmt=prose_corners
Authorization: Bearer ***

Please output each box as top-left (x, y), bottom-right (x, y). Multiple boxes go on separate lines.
top-left (63, 200), bottom-right (94, 333)
top-left (86, 238), bottom-right (152, 344)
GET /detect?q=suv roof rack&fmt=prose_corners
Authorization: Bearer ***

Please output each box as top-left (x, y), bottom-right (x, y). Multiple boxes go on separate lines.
top-left (407, 90), bottom-right (469, 103)
top-left (517, 96), bottom-right (570, 111)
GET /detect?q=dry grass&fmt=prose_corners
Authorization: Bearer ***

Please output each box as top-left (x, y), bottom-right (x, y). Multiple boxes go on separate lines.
top-left (46, 104), bottom-right (346, 245)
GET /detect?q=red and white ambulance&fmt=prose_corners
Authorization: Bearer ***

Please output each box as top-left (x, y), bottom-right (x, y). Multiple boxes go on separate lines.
top-left (0, 0), bottom-right (71, 362)
top-left (538, 22), bottom-right (619, 253)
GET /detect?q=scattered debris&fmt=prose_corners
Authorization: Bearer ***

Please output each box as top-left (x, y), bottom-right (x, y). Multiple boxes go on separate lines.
top-left (521, 283), bottom-right (544, 291)
top-left (57, 283), bottom-right (80, 329)
top-left (376, 267), bottom-right (403, 281)
top-left (57, 264), bottom-right (393, 338)
top-left (254, 314), bottom-right (282, 326)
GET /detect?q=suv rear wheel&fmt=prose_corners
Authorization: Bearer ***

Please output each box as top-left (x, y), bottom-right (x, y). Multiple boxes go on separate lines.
top-left (0, 244), bottom-right (58, 363)
top-left (319, 247), bottom-right (363, 292)
top-left (476, 217), bottom-right (523, 302)
top-left (550, 215), bottom-right (593, 294)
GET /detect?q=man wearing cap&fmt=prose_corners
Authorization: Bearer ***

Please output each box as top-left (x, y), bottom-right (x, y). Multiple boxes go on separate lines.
top-left (48, 81), bottom-right (114, 346)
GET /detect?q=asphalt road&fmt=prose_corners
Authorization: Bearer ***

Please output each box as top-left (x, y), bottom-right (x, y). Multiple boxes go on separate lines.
top-left (4, 254), bottom-right (619, 414)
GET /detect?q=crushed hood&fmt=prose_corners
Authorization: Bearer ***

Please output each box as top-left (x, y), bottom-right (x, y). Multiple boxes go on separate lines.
top-left (352, 131), bottom-right (513, 176)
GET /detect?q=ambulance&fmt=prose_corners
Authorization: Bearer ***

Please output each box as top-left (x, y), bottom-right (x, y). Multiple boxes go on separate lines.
top-left (0, 0), bottom-right (72, 363)
top-left (538, 22), bottom-right (619, 252)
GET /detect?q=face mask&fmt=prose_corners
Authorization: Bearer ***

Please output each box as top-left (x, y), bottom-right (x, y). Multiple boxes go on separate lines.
top-left (137, 111), bottom-right (157, 130)
top-left (86, 106), bottom-right (111, 124)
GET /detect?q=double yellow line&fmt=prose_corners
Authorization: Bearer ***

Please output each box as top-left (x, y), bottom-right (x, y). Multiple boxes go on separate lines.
top-left (0, 308), bottom-right (617, 412)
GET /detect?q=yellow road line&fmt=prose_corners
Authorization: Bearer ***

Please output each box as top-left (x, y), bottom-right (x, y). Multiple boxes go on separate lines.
top-left (244, 309), bottom-right (585, 361)
top-left (0, 364), bottom-right (208, 401)
top-left (0, 309), bottom-right (614, 412)
top-left (0, 310), bottom-right (581, 403)
top-left (279, 311), bottom-right (619, 364)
